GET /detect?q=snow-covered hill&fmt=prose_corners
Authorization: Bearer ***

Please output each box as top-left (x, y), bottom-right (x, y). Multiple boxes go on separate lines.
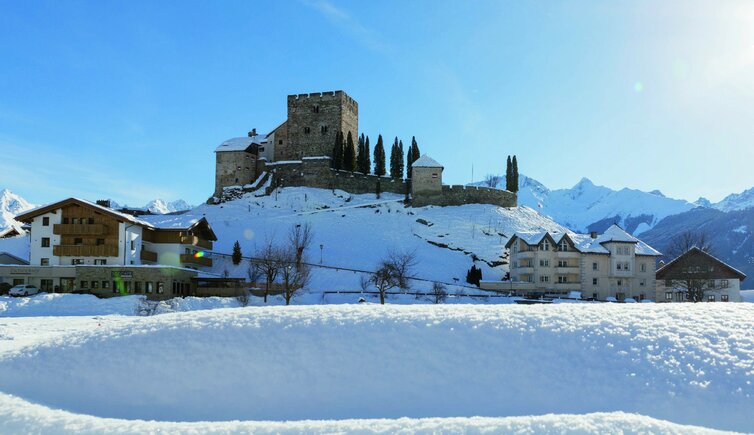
top-left (144, 199), bottom-right (192, 214)
top-left (713, 186), bottom-right (754, 212)
top-left (166, 187), bottom-right (568, 289)
top-left (0, 189), bottom-right (34, 231)
top-left (473, 175), bottom-right (697, 235)
top-left (0, 304), bottom-right (751, 432)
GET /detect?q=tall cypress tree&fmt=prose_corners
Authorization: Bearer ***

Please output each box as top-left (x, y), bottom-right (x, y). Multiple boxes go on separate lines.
top-left (374, 134), bottom-right (386, 176)
top-left (506, 155), bottom-right (513, 191)
top-left (364, 135), bottom-right (371, 175)
top-left (511, 155), bottom-right (519, 192)
top-left (406, 146), bottom-right (414, 179)
top-left (410, 136), bottom-right (420, 164)
top-left (357, 133), bottom-right (366, 173)
top-left (332, 131), bottom-right (344, 170)
top-left (344, 131), bottom-right (356, 171)
top-left (397, 139), bottom-right (405, 179)
top-left (389, 137), bottom-right (399, 178)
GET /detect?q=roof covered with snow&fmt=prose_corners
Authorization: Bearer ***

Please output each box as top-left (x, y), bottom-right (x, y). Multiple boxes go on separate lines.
top-left (411, 154), bottom-right (443, 168)
top-left (508, 224), bottom-right (661, 256)
top-left (215, 136), bottom-right (267, 153)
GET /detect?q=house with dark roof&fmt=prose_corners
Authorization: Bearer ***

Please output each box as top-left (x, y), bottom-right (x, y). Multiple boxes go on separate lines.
top-left (655, 247), bottom-right (747, 302)
top-left (482, 224), bottom-right (661, 301)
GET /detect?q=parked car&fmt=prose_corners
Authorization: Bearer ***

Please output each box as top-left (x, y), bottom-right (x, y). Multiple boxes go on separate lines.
top-left (8, 284), bottom-right (40, 297)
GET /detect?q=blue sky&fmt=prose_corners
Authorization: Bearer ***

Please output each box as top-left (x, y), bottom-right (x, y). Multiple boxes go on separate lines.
top-left (1, 0), bottom-right (753, 206)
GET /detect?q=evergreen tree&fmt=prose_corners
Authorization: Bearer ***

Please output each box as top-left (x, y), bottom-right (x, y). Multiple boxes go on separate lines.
top-left (389, 137), bottom-right (400, 178)
top-left (397, 140), bottom-right (405, 179)
top-left (357, 134), bottom-right (366, 173)
top-left (512, 155), bottom-right (519, 193)
top-left (344, 131), bottom-right (356, 171)
top-left (332, 131), bottom-right (344, 170)
top-left (373, 134), bottom-right (386, 176)
top-left (408, 136), bottom-right (420, 178)
top-left (506, 155), bottom-right (513, 191)
top-left (363, 135), bottom-right (371, 175)
top-left (410, 136), bottom-right (420, 163)
top-left (232, 241), bottom-right (242, 265)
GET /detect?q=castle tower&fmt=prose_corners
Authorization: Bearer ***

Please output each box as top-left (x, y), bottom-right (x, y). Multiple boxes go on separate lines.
top-left (276, 90), bottom-right (358, 161)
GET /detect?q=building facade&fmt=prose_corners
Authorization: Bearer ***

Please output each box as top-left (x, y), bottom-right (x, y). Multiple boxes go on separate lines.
top-left (485, 225), bottom-right (660, 301)
top-left (655, 247), bottom-right (747, 302)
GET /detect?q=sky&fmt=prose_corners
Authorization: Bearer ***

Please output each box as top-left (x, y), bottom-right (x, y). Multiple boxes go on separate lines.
top-left (1, 0), bottom-right (753, 206)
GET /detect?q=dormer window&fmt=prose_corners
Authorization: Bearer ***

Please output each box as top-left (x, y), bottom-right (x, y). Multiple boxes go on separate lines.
top-left (539, 241), bottom-right (550, 251)
top-left (559, 241), bottom-right (568, 251)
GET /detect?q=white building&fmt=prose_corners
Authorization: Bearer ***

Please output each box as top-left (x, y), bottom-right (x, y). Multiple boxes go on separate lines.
top-left (655, 247), bottom-right (747, 302)
top-left (484, 225), bottom-right (661, 301)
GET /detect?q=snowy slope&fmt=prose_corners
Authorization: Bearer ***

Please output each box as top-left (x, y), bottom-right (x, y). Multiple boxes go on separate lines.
top-left (171, 187), bottom-right (568, 289)
top-left (713, 186), bottom-right (754, 212)
top-left (0, 188), bottom-right (34, 231)
top-left (144, 198), bottom-right (192, 214)
top-left (473, 175), bottom-right (696, 235)
top-left (0, 304), bottom-right (751, 432)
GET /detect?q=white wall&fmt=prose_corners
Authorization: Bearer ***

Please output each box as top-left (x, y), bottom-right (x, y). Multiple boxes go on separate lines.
top-left (28, 211), bottom-right (61, 266)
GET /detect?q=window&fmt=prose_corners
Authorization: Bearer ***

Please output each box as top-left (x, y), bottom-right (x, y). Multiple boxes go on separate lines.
top-left (721, 280), bottom-right (729, 288)
top-left (641, 263), bottom-right (647, 272)
top-left (640, 279), bottom-right (646, 287)
top-left (134, 282), bottom-right (142, 294)
top-left (665, 279), bottom-right (672, 287)
top-left (593, 278), bottom-right (598, 285)
top-left (41, 237), bottom-right (50, 248)
top-left (559, 241), bottom-right (568, 251)
top-left (157, 282), bottom-right (164, 294)
top-left (617, 263), bottom-right (622, 271)
top-left (321, 125), bottom-right (328, 134)
top-left (721, 294), bottom-right (729, 302)
top-left (74, 238), bottom-right (83, 246)
top-left (539, 276), bottom-right (550, 283)
top-left (113, 282), bottom-right (119, 294)
top-left (539, 259), bottom-right (550, 267)
top-left (123, 282), bottom-right (131, 293)
top-left (708, 279), bottom-right (716, 288)
top-left (88, 218), bottom-right (95, 224)
top-left (62, 218), bottom-right (69, 224)
top-left (278, 139), bottom-right (283, 145)
top-left (102, 281), bottom-right (110, 289)
top-left (130, 240), bottom-right (135, 250)
top-left (304, 127), bottom-right (311, 134)
top-left (80, 281), bottom-right (88, 288)
top-left (42, 217), bottom-right (49, 226)
top-left (539, 241), bottom-right (550, 251)
top-left (94, 259), bottom-right (107, 265)
top-left (71, 259), bottom-right (84, 265)
top-left (624, 262), bottom-right (630, 271)
top-left (146, 282), bottom-right (154, 294)
top-left (592, 293), bottom-right (598, 299)
top-left (40, 279), bottom-right (53, 291)
top-left (557, 260), bottom-right (567, 267)
top-left (592, 262), bottom-right (598, 271)
top-left (91, 281), bottom-right (99, 289)
top-left (617, 279), bottom-right (623, 286)
top-left (707, 294), bottom-right (716, 302)
top-left (96, 238), bottom-right (105, 246)
top-left (312, 105), bottom-right (319, 113)
top-left (258, 147), bottom-right (265, 152)
top-left (558, 276), bottom-right (568, 283)
top-left (40, 258), bottom-right (49, 266)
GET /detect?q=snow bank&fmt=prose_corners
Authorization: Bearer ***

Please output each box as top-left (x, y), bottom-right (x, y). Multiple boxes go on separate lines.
top-left (0, 304), bottom-right (752, 432)
top-left (741, 290), bottom-right (754, 303)
top-left (0, 293), bottom-right (143, 317)
top-left (0, 395), bottom-right (731, 435)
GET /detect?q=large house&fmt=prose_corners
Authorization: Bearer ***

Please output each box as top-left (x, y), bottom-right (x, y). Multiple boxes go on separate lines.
top-left (0, 198), bottom-right (243, 299)
top-left (655, 247), bottom-right (747, 302)
top-left (483, 225), bottom-right (661, 301)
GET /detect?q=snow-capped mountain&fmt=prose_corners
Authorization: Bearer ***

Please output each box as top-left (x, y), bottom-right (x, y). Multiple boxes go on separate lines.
top-left (713, 187), bottom-right (754, 212)
top-left (473, 175), bottom-right (696, 235)
top-left (144, 199), bottom-right (192, 214)
top-left (0, 189), bottom-right (35, 231)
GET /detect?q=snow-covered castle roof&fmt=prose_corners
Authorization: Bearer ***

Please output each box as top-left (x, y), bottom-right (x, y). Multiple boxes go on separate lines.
top-left (215, 136), bottom-right (267, 153)
top-left (412, 154), bottom-right (443, 168)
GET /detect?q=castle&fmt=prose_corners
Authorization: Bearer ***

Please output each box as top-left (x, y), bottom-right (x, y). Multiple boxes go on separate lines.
top-left (212, 90), bottom-right (516, 208)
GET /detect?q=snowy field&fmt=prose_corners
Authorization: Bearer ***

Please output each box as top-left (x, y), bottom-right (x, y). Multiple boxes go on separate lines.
top-left (0, 304), bottom-right (752, 433)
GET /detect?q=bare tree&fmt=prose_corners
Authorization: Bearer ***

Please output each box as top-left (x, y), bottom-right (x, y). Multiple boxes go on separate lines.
top-left (288, 222), bottom-right (314, 268)
top-left (483, 174), bottom-right (501, 188)
top-left (280, 247), bottom-right (311, 305)
top-left (370, 261), bottom-right (398, 305)
top-left (247, 260), bottom-right (262, 287)
top-left (256, 239), bottom-right (283, 303)
top-left (385, 248), bottom-right (418, 290)
top-left (431, 282), bottom-right (447, 304)
top-left (359, 274), bottom-right (371, 293)
top-left (664, 231), bottom-right (715, 302)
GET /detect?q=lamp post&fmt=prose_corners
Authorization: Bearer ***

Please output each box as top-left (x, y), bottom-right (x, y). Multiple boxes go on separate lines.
top-left (320, 244), bottom-right (324, 264)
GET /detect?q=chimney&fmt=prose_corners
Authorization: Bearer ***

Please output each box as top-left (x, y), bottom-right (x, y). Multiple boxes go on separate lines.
top-left (96, 199), bottom-right (111, 208)
top-left (248, 128), bottom-right (257, 137)
top-left (590, 231), bottom-right (598, 239)
top-left (659, 260), bottom-right (666, 268)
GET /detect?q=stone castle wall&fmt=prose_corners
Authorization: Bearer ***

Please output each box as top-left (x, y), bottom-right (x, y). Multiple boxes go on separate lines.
top-left (412, 185), bottom-right (517, 208)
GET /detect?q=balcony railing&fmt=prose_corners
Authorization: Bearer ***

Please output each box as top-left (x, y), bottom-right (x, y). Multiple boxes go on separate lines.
top-left (180, 236), bottom-right (213, 250)
top-left (53, 223), bottom-right (108, 235)
top-left (140, 250), bottom-right (158, 262)
top-left (180, 253), bottom-right (212, 267)
top-left (53, 245), bottom-right (119, 257)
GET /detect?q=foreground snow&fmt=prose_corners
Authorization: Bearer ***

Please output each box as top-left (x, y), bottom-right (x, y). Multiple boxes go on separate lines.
top-left (0, 304), bottom-right (752, 432)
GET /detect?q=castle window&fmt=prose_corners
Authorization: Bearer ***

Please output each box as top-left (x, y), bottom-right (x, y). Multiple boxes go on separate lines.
top-left (304, 127), bottom-right (311, 134)
top-left (278, 140), bottom-right (283, 145)
top-left (312, 105), bottom-right (319, 113)
top-left (321, 125), bottom-right (328, 134)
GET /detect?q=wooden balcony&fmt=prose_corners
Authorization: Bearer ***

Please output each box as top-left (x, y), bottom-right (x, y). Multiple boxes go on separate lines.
top-left (54, 245), bottom-right (119, 257)
top-left (53, 223), bottom-right (108, 235)
top-left (180, 236), bottom-right (213, 250)
top-left (180, 253), bottom-right (212, 267)
top-left (140, 250), bottom-right (158, 262)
